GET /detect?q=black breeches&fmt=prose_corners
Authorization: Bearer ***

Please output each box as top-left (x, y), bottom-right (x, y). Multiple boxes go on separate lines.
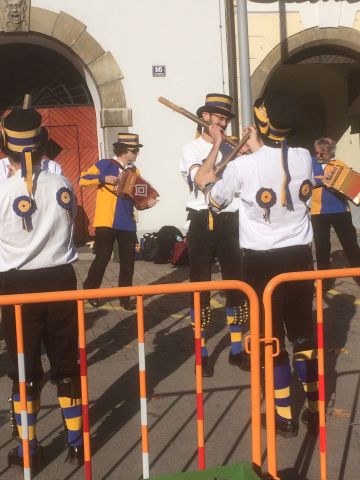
top-left (84, 226), bottom-right (137, 303)
top-left (187, 210), bottom-right (244, 308)
top-left (243, 245), bottom-right (315, 364)
top-left (1, 264), bottom-right (79, 383)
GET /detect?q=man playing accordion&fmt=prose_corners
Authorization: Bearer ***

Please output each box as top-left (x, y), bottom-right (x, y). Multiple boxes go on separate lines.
top-left (79, 133), bottom-right (157, 310)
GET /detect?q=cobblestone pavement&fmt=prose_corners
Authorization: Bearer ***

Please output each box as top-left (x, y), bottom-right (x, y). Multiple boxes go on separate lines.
top-left (0, 233), bottom-right (360, 480)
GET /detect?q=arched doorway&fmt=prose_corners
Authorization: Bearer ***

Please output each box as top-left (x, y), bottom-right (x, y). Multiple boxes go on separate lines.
top-left (0, 43), bottom-right (99, 244)
top-left (251, 27), bottom-right (360, 159)
top-left (251, 27), bottom-right (360, 225)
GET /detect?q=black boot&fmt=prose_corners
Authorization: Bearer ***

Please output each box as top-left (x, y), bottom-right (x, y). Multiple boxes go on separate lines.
top-left (301, 407), bottom-right (319, 434)
top-left (65, 445), bottom-right (84, 465)
top-left (8, 443), bottom-right (43, 474)
top-left (228, 351), bottom-right (251, 371)
top-left (261, 412), bottom-right (299, 438)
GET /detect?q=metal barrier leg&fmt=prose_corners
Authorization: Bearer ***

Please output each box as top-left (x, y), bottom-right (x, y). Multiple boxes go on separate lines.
top-left (194, 291), bottom-right (205, 470)
top-left (15, 304), bottom-right (31, 480)
top-left (316, 281), bottom-right (327, 480)
top-left (77, 300), bottom-right (92, 480)
top-left (136, 295), bottom-right (150, 479)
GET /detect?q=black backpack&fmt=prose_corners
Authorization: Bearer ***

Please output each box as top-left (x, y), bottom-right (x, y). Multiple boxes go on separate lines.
top-left (153, 226), bottom-right (184, 264)
top-left (140, 233), bottom-right (159, 262)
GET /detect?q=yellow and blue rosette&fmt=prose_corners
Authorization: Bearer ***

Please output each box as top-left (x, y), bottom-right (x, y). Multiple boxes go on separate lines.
top-left (256, 187), bottom-right (277, 223)
top-left (13, 195), bottom-right (36, 231)
top-left (299, 179), bottom-right (313, 203)
top-left (56, 187), bottom-right (74, 220)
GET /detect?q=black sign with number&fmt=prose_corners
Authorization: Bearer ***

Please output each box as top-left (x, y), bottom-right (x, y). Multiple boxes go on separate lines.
top-left (152, 65), bottom-right (166, 77)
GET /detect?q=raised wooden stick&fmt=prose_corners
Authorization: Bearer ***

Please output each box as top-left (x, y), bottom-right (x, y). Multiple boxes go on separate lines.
top-left (215, 131), bottom-right (250, 176)
top-left (158, 96), bottom-right (238, 148)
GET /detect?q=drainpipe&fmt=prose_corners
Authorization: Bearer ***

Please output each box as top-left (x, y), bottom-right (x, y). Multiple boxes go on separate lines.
top-left (236, 0), bottom-right (253, 127)
top-left (224, 0), bottom-right (240, 136)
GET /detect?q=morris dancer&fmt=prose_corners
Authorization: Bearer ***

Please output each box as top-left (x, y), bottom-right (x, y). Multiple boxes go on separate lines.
top-left (0, 108), bottom-right (83, 472)
top-left (197, 90), bottom-right (319, 437)
top-left (311, 137), bottom-right (360, 289)
top-left (180, 93), bottom-right (249, 377)
top-left (80, 133), bottom-right (157, 310)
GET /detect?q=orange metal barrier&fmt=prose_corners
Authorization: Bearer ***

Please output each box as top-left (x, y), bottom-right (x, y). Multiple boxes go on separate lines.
top-left (0, 280), bottom-right (260, 480)
top-left (263, 267), bottom-right (360, 480)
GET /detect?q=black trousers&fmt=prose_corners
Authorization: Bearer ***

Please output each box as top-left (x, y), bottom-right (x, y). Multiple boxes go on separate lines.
top-left (187, 209), bottom-right (244, 308)
top-left (243, 245), bottom-right (315, 364)
top-left (1, 264), bottom-right (78, 383)
top-left (84, 226), bottom-right (137, 303)
top-left (311, 212), bottom-right (360, 270)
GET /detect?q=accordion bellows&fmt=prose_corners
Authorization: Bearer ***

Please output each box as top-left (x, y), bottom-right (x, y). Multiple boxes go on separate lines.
top-left (114, 168), bottom-right (159, 210)
top-left (323, 164), bottom-right (360, 206)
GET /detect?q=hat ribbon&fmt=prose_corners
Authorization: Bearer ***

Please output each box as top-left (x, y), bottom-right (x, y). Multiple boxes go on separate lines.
top-left (21, 147), bottom-right (34, 198)
top-left (280, 140), bottom-right (293, 211)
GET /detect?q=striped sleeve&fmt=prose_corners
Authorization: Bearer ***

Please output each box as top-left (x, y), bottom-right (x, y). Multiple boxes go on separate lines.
top-left (206, 161), bottom-right (241, 212)
top-left (79, 163), bottom-right (104, 187)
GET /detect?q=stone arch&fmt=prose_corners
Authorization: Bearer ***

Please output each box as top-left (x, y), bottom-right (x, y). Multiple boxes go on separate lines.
top-left (28, 7), bottom-right (132, 153)
top-left (251, 26), bottom-right (360, 100)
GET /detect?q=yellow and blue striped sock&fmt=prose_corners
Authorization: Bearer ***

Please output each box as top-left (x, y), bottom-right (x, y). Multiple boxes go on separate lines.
top-left (294, 349), bottom-right (319, 413)
top-left (58, 397), bottom-right (83, 447)
top-left (226, 307), bottom-right (244, 355)
top-left (274, 363), bottom-right (292, 422)
top-left (190, 308), bottom-right (208, 357)
top-left (13, 393), bottom-right (40, 456)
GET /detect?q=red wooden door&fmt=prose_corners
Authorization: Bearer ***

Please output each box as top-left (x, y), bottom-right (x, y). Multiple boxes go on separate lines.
top-left (46, 125), bottom-right (87, 242)
top-left (42, 107), bottom-right (99, 243)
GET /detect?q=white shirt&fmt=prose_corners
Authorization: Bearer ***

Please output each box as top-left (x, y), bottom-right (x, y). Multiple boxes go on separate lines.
top-left (0, 167), bottom-right (78, 271)
top-left (0, 157), bottom-right (62, 183)
top-left (180, 136), bottom-right (239, 212)
top-left (208, 145), bottom-right (314, 250)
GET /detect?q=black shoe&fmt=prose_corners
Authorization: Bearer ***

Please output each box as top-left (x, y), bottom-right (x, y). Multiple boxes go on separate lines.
top-left (261, 412), bottom-right (299, 438)
top-left (88, 298), bottom-right (100, 307)
top-left (301, 407), bottom-right (319, 434)
top-left (119, 300), bottom-right (136, 311)
top-left (195, 356), bottom-right (213, 377)
top-left (8, 444), bottom-right (43, 474)
top-left (65, 445), bottom-right (84, 466)
top-left (228, 351), bottom-right (251, 371)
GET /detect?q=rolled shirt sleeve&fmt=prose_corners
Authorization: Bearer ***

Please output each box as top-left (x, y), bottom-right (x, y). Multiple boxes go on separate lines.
top-left (206, 161), bottom-right (241, 212)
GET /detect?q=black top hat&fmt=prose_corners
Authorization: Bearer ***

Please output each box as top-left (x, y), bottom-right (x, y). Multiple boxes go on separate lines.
top-left (1, 108), bottom-right (48, 159)
top-left (253, 90), bottom-right (300, 143)
top-left (196, 93), bottom-right (236, 119)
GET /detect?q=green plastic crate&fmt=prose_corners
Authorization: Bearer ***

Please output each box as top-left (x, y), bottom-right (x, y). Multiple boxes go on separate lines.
top-left (151, 461), bottom-right (261, 479)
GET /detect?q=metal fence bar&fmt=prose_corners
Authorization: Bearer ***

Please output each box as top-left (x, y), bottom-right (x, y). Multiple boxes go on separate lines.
top-left (315, 281), bottom-right (327, 480)
top-left (3, 280), bottom-right (261, 478)
top-left (77, 300), bottom-right (92, 480)
top-left (136, 295), bottom-right (150, 479)
top-left (194, 291), bottom-right (205, 470)
top-left (15, 304), bottom-right (31, 480)
top-left (263, 267), bottom-right (360, 479)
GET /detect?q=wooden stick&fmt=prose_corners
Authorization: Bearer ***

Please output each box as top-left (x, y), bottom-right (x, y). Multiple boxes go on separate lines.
top-left (158, 96), bottom-right (238, 148)
top-left (215, 131), bottom-right (250, 176)
top-left (22, 94), bottom-right (32, 109)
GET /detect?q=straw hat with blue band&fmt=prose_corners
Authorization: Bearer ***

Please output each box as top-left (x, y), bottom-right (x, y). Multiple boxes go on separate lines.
top-left (254, 90), bottom-right (300, 212)
top-left (113, 132), bottom-right (143, 148)
top-left (1, 109), bottom-right (48, 198)
top-left (196, 93), bottom-right (236, 120)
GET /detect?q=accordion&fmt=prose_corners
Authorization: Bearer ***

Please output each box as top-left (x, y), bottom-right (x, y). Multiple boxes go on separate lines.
top-left (113, 168), bottom-right (159, 210)
top-left (323, 164), bottom-right (360, 206)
